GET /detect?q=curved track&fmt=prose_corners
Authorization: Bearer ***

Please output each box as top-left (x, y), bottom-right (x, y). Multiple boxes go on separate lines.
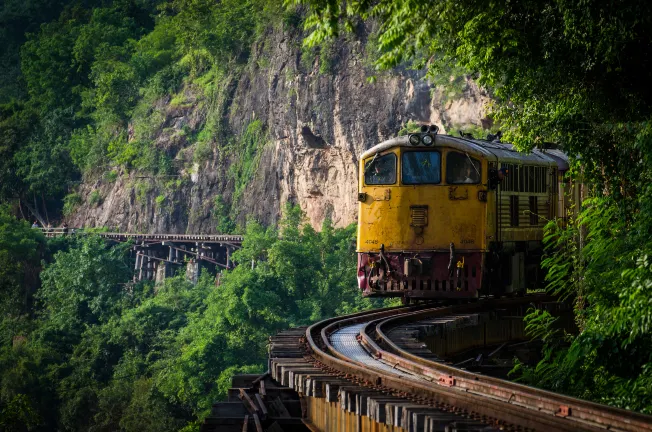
top-left (304, 297), bottom-right (652, 432)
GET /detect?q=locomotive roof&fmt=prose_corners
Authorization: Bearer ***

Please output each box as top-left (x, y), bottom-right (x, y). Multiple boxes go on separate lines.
top-left (360, 134), bottom-right (569, 170)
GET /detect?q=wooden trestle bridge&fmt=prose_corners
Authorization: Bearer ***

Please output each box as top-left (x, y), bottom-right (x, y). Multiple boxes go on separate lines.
top-left (41, 228), bottom-right (243, 282)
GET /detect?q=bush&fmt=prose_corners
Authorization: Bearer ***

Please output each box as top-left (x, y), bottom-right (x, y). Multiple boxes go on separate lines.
top-left (228, 120), bottom-right (266, 209)
top-left (105, 170), bottom-right (118, 182)
top-left (212, 195), bottom-right (235, 234)
top-left (62, 193), bottom-right (82, 216)
top-left (512, 195), bottom-right (652, 414)
top-left (88, 190), bottom-right (102, 206)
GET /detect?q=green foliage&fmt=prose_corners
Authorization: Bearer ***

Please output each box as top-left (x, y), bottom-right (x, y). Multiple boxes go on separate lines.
top-left (193, 138), bottom-right (213, 163)
top-left (134, 181), bottom-right (152, 204)
top-left (0, 205), bottom-right (381, 429)
top-left (212, 195), bottom-right (236, 234)
top-left (14, 108), bottom-right (77, 197)
top-left (281, 7), bottom-right (302, 31)
top-left (105, 170), bottom-right (119, 183)
top-left (0, 102), bottom-right (36, 200)
top-left (0, 206), bottom-right (44, 318)
top-left (62, 193), bottom-right (82, 217)
top-left (156, 205), bottom-right (380, 415)
top-left (301, 37), bottom-right (338, 74)
top-left (397, 120), bottom-right (423, 135)
top-left (509, 194), bottom-right (652, 413)
top-left (37, 237), bottom-right (132, 341)
top-left (228, 120), bottom-right (267, 210)
top-left (88, 190), bottom-right (102, 207)
top-left (0, 393), bottom-right (41, 431)
top-left (1, 0), bottom-right (277, 209)
top-left (0, 0), bottom-right (71, 103)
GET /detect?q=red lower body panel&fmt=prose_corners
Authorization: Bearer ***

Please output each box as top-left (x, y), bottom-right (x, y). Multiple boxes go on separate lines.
top-left (357, 251), bottom-right (484, 299)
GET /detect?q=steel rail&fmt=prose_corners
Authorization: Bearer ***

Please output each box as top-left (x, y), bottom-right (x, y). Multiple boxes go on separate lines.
top-left (305, 297), bottom-right (652, 432)
top-left (368, 300), bottom-right (652, 432)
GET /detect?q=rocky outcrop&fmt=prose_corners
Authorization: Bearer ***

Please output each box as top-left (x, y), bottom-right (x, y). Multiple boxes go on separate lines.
top-left (69, 24), bottom-right (490, 233)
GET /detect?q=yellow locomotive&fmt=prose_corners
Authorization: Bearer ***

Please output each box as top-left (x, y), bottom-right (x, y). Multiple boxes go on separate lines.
top-left (356, 125), bottom-right (573, 300)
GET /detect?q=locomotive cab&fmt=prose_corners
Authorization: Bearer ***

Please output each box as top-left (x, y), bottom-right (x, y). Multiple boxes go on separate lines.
top-left (356, 127), bottom-right (563, 300)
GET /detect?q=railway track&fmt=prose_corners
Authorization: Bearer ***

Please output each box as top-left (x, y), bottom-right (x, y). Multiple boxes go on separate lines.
top-left (265, 296), bottom-right (652, 432)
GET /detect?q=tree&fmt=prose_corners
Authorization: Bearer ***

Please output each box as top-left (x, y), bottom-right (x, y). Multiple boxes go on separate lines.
top-left (0, 206), bottom-right (44, 319)
top-left (36, 236), bottom-right (131, 350)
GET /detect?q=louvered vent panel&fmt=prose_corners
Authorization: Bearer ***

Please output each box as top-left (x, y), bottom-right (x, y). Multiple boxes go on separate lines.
top-left (410, 206), bottom-right (428, 227)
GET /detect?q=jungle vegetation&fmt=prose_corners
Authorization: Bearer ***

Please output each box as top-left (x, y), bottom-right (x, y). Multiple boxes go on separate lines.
top-left (0, 0), bottom-right (293, 221)
top-left (293, 0), bottom-right (652, 414)
top-left (0, 204), bottom-right (380, 431)
top-left (2, 0), bottom-right (652, 430)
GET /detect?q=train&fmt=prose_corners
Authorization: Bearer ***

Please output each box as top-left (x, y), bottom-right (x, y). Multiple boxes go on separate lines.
top-left (356, 125), bottom-right (580, 300)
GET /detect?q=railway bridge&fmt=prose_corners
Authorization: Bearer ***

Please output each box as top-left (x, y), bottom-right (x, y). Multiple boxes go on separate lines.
top-left (41, 228), bottom-right (243, 283)
top-left (203, 296), bottom-right (652, 432)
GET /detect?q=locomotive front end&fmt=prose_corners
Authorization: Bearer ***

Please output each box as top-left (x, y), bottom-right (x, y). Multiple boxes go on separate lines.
top-left (356, 127), bottom-right (491, 300)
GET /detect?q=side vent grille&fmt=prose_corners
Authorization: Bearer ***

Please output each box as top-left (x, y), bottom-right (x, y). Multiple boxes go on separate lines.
top-left (410, 205), bottom-right (428, 227)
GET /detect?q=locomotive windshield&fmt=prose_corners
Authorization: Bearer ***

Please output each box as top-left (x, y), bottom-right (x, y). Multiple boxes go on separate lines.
top-left (446, 151), bottom-right (481, 184)
top-left (401, 151), bottom-right (441, 184)
top-left (364, 153), bottom-right (397, 185)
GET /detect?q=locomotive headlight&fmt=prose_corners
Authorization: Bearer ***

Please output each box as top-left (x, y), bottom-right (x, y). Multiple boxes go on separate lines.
top-left (409, 134), bottom-right (421, 146)
top-left (422, 134), bottom-right (434, 146)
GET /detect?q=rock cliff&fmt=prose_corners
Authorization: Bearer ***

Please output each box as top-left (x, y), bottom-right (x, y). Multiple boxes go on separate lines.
top-left (69, 23), bottom-right (490, 232)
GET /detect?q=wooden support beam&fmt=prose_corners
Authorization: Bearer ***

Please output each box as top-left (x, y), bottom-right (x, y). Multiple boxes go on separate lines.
top-left (135, 253), bottom-right (182, 265)
top-left (138, 251), bottom-right (146, 281)
top-left (254, 394), bottom-right (268, 418)
top-left (269, 397), bottom-right (290, 418)
top-left (252, 373), bottom-right (269, 385)
top-left (134, 251), bottom-right (141, 272)
top-left (238, 389), bottom-right (259, 415)
top-left (252, 413), bottom-right (263, 432)
top-left (167, 245), bottom-right (226, 267)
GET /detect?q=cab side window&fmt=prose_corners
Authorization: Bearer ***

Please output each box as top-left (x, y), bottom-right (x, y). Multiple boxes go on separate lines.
top-left (364, 153), bottom-right (397, 185)
top-left (446, 151), bottom-right (481, 184)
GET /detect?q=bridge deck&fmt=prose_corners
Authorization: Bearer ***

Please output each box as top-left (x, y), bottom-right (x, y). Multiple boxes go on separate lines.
top-left (38, 228), bottom-right (243, 244)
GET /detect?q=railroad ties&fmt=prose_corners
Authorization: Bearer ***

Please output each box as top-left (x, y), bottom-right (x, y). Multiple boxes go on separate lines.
top-left (203, 326), bottom-right (498, 432)
top-left (270, 327), bottom-right (497, 432)
top-left (201, 328), bottom-right (308, 432)
top-left (204, 297), bottom-right (652, 431)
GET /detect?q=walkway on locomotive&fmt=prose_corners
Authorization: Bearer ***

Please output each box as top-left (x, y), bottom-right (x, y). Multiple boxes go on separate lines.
top-left (357, 134), bottom-right (560, 254)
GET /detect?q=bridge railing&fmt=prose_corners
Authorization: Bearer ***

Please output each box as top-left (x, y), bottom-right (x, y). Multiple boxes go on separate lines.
top-left (38, 227), bottom-right (76, 237)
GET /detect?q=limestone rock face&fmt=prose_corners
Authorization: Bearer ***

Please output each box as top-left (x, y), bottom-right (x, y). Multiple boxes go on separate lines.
top-left (69, 26), bottom-right (489, 233)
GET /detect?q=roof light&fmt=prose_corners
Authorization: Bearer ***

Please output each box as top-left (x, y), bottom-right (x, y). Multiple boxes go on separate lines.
top-left (409, 134), bottom-right (421, 146)
top-left (422, 134), bottom-right (434, 145)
